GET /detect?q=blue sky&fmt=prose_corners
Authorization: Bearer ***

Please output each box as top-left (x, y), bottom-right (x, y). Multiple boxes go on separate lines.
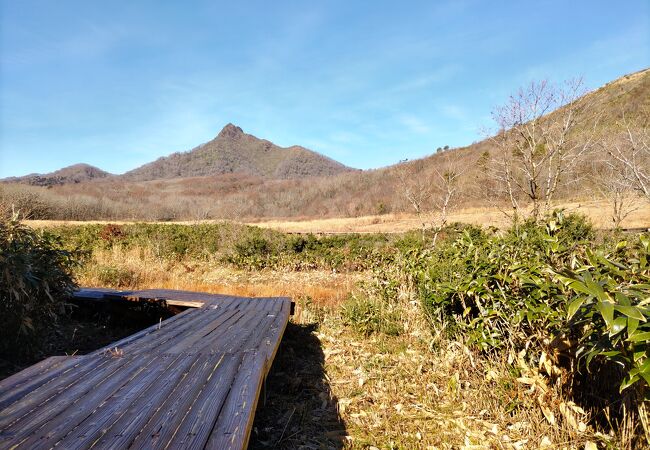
top-left (0, 1), bottom-right (648, 177)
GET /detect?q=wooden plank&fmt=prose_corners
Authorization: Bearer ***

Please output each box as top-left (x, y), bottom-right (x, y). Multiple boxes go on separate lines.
top-left (116, 296), bottom-right (242, 356)
top-left (261, 299), bottom-right (292, 366)
top-left (205, 350), bottom-right (267, 450)
top-left (121, 308), bottom-right (226, 357)
top-left (8, 355), bottom-right (158, 449)
top-left (106, 289), bottom-right (242, 308)
top-left (54, 353), bottom-right (185, 450)
top-left (0, 355), bottom-right (73, 394)
top-left (220, 299), bottom-right (283, 353)
top-left (77, 354), bottom-right (200, 450)
top-left (200, 299), bottom-right (276, 353)
top-left (0, 355), bottom-right (131, 434)
top-left (88, 306), bottom-right (199, 356)
top-left (217, 298), bottom-right (289, 369)
top-left (0, 292), bottom-right (293, 450)
top-left (73, 287), bottom-right (123, 301)
top-left (216, 301), bottom-right (283, 355)
top-left (121, 354), bottom-right (229, 449)
top-left (166, 299), bottom-right (262, 355)
top-left (0, 354), bottom-right (109, 414)
top-left (163, 308), bottom-right (243, 354)
top-left (0, 356), bottom-right (86, 411)
top-left (134, 353), bottom-right (241, 450)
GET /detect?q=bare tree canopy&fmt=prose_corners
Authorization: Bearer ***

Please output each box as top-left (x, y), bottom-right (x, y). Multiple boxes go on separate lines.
top-left (602, 111), bottom-right (650, 202)
top-left (397, 151), bottom-right (467, 244)
top-left (488, 79), bottom-right (601, 220)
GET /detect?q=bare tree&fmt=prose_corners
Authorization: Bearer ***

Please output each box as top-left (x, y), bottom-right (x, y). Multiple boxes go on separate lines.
top-left (428, 154), bottom-right (465, 245)
top-left (591, 155), bottom-right (640, 228)
top-left (396, 159), bottom-right (433, 238)
top-left (488, 79), bottom-right (600, 221)
top-left (603, 112), bottom-right (650, 202)
top-left (397, 152), bottom-right (466, 244)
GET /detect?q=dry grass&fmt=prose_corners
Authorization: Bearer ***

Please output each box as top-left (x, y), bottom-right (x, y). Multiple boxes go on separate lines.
top-left (250, 199), bottom-right (650, 233)
top-left (312, 304), bottom-right (613, 449)
top-left (23, 198), bottom-right (650, 233)
top-left (77, 247), bottom-right (361, 307)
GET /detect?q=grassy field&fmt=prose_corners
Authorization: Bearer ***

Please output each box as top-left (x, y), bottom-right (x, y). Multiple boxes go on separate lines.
top-left (24, 198), bottom-right (650, 233)
top-left (73, 249), bottom-right (614, 449)
top-left (6, 214), bottom-right (648, 448)
top-left (249, 199), bottom-right (650, 233)
top-left (71, 248), bottom-right (592, 449)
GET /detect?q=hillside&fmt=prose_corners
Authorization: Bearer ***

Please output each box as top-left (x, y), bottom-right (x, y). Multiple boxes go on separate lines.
top-left (2, 164), bottom-right (112, 187)
top-left (1, 68), bottom-right (648, 221)
top-left (121, 124), bottom-right (355, 181)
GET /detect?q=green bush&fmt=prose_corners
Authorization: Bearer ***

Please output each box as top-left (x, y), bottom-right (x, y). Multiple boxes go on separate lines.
top-left (95, 265), bottom-right (141, 288)
top-left (0, 217), bottom-right (80, 355)
top-left (341, 294), bottom-right (403, 336)
top-left (554, 237), bottom-right (649, 395)
top-left (409, 211), bottom-right (649, 433)
top-left (49, 222), bottom-right (414, 272)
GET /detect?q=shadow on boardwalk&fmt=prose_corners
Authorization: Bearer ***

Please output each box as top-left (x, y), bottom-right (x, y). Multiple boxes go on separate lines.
top-left (249, 322), bottom-right (346, 449)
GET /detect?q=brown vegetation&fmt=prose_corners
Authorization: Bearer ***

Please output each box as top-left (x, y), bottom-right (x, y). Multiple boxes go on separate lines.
top-left (70, 242), bottom-right (628, 449)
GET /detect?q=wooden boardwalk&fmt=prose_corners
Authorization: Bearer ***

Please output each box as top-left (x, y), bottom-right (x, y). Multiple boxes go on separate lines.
top-left (0, 289), bottom-right (292, 449)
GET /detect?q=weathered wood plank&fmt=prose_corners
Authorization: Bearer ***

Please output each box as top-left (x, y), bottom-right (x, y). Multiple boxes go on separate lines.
top-left (54, 353), bottom-right (185, 450)
top-left (126, 354), bottom-right (230, 449)
top-left (82, 354), bottom-right (200, 450)
top-left (0, 355), bottom-right (76, 398)
top-left (181, 300), bottom-right (264, 355)
top-left (163, 308), bottom-right (243, 354)
top-left (0, 354), bottom-right (110, 416)
top-left (261, 299), bottom-right (292, 365)
top-left (223, 299), bottom-right (285, 355)
top-left (135, 353), bottom-right (241, 450)
top-left (0, 355), bottom-right (131, 445)
top-left (105, 289), bottom-right (244, 308)
top-left (10, 355), bottom-right (158, 449)
top-left (89, 306), bottom-right (197, 356)
top-left (205, 350), bottom-right (267, 449)
top-left (122, 308), bottom-right (224, 357)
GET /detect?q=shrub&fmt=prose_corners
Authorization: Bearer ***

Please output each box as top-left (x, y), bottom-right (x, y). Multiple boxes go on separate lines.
top-left (411, 211), bottom-right (649, 441)
top-left (417, 211), bottom-right (595, 351)
top-left (95, 265), bottom-right (141, 288)
top-left (99, 223), bottom-right (125, 242)
top-left (554, 237), bottom-right (649, 396)
top-left (0, 216), bottom-right (80, 356)
top-left (341, 294), bottom-right (403, 336)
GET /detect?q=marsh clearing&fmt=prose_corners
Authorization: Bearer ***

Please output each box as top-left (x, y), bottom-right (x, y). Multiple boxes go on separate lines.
top-left (72, 248), bottom-right (614, 449)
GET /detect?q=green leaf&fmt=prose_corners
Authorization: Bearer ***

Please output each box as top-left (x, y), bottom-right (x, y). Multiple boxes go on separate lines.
top-left (585, 279), bottom-right (608, 302)
top-left (640, 234), bottom-right (649, 251)
top-left (610, 317), bottom-right (627, 336)
top-left (567, 298), bottom-right (586, 320)
top-left (597, 301), bottom-right (615, 328)
top-left (567, 280), bottom-right (593, 296)
top-left (614, 292), bottom-right (631, 306)
top-left (628, 317), bottom-right (640, 337)
top-left (633, 349), bottom-right (645, 363)
top-left (620, 374), bottom-right (640, 392)
top-left (614, 305), bottom-right (647, 322)
top-left (628, 331), bottom-right (650, 343)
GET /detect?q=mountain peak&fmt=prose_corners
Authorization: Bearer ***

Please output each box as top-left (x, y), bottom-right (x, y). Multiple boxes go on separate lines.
top-left (217, 123), bottom-right (244, 139)
top-left (120, 124), bottom-right (354, 181)
top-left (1, 163), bottom-right (112, 186)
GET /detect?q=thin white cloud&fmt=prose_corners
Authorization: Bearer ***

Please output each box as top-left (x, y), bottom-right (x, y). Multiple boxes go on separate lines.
top-left (1, 21), bottom-right (131, 67)
top-left (398, 114), bottom-right (431, 134)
